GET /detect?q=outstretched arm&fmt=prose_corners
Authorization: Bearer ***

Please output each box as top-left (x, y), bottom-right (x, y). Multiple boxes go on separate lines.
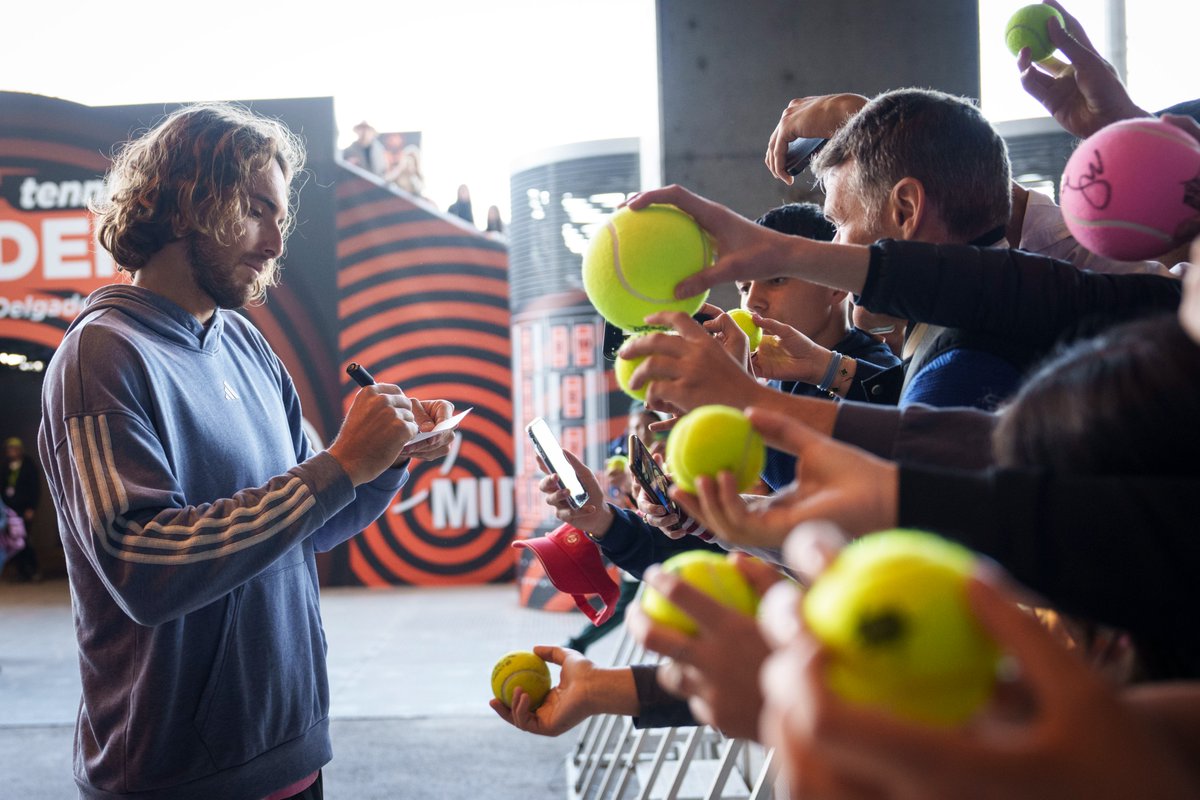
top-left (1016, 0), bottom-right (1149, 138)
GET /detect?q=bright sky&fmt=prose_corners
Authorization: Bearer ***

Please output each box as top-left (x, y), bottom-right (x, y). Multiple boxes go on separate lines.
top-left (4, 1), bottom-right (1195, 225)
top-left (1, 0), bottom-right (659, 224)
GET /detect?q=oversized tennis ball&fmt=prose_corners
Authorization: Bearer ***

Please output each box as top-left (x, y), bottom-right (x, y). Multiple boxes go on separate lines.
top-left (1004, 4), bottom-right (1064, 61)
top-left (1060, 117), bottom-right (1200, 261)
top-left (640, 550), bottom-right (760, 635)
top-left (491, 650), bottom-right (552, 710)
top-left (665, 405), bottom-right (765, 494)
top-left (728, 308), bottom-right (763, 351)
top-left (803, 529), bottom-right (1001, 726)
top-left (582, 204), bottom-right (715, 333)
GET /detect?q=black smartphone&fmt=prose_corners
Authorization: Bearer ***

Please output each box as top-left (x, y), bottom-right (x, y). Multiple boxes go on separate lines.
top-left (526, 417), bottom-right (590, 509)
top-left (785, 136), bottom-right (829, 176)
top-left (628, 433), bottom-right (683, 523)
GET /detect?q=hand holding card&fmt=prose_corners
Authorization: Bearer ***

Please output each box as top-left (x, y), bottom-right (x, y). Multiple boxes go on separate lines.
top-left (400, 407), bottom-right (472, 452)
top-left (345, 362), bottom-right (466, 458)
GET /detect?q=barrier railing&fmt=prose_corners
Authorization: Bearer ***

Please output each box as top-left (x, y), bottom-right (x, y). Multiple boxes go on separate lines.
top-left (566, 622), bottom-right (777, 800)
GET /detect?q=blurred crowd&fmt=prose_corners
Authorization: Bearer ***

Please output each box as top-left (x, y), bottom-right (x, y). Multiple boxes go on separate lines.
top-left (493, 3), bottom-right (1200, 797)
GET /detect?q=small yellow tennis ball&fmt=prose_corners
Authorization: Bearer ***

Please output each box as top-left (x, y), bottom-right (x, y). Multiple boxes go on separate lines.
top-left (727, 308), bottom-right (763, 351)
top-left (640, 550), bottom-right (760, 635)
top-left (665, 405), bottom-right (765, 494)
top-left (615, 333), bottom-right (650, 401)
top-left (491, 650), bottom-right (552, 710)
top-left (582, 204), bottom-right (715, 333)
top-left (1004, 4), bottom-right (1064, 61)
top-left (605, 454), bottom-right (630, 472)
top-left (803, 529), bottom-right (1001, 726)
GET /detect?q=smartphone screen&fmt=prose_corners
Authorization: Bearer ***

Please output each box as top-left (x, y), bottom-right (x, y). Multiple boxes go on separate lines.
top-left (628, 433), bottom-right (682, 521)
top-left (526, 418), bottom-right (590, 509)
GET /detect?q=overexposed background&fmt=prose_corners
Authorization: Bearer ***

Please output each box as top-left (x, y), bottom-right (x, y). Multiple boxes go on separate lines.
top-left (3, 1), bottom-right (1195, 224)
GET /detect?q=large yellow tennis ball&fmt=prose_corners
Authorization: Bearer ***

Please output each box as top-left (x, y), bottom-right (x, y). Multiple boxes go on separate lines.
top-left (728, 308), bottom-right (763, 351)
top-left (1004, 4), bottom-right (1064, 61)
top-left (582, 204), bottom-right (715, 333)
top-left (665, 405), bottom-right (765, 494)
top-left (491, 650), bottom-right (552, 710)
top-left (640, 550), bottom-right (760, 635)
top-left (803, 529), bottom-right (1001, 726)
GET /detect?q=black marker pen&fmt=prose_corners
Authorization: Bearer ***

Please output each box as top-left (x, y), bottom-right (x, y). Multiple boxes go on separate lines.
top-left (346, 362), bottom-right (376, 387)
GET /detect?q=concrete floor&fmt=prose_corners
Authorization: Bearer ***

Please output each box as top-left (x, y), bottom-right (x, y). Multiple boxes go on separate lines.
top-left (0, 579), bottom-right (619, 799)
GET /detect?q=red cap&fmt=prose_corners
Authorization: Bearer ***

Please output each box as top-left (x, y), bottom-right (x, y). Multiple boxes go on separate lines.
top-left (512, 523), bottom-right (621, 625)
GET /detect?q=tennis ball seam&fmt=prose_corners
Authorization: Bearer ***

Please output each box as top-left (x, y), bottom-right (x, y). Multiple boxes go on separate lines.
top-left (1059, 213), bottom-right (1176, 241)
top-left (610, 218), bottom-right (697, 305)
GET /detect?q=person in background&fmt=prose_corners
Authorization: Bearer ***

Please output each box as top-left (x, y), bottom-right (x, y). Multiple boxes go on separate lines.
top-left (448, 183), bottom-right (474, 225)
top-left (0, 495), bottom-right (27, 578)
top-left (485, 204), bottom-right (505, 239)
top-left (385, 144), bottom-right (426, 198)
top-left (4, 436), bottom-right (42, 581)
top-left (341, 120), bottom-right (387, 177)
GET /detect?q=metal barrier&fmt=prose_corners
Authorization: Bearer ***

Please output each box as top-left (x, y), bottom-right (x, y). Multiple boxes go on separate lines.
top-left (566, 623), bottom-right (777, 800)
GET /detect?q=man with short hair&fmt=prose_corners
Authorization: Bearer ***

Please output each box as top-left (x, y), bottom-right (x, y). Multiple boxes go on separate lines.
top-left (808, 88), bottom-right (1019, 408)
top-left (39, 102), bottom-right (455, 800)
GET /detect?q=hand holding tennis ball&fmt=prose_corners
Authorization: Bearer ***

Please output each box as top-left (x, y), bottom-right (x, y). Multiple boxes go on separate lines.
top-left (803, 529), bottom-right (1001, 725)
top-left (640, 550), bottom-right (760, 635)
top-left (491, 650), bottom-right (552, 710)
top-left (665, 405), bottom-right (765, 494)
top-left (582, 204), bottom-right (715, 333)
top-left (1005, 4), bottom-right (1065, 62)
top-left (728, 309), bottom-right (763, 351)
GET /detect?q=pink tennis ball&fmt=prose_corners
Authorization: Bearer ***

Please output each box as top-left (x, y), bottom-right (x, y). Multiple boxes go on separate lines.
top-left (1060, 118), bottom-right (1200, 261)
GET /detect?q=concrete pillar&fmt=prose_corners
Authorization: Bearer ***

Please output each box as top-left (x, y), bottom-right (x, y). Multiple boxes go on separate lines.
top-left (656, 0), bottom-right (981, 218)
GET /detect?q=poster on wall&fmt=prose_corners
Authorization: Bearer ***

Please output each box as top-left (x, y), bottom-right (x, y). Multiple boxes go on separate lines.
top-left (0, 95), bottom-right (118, 351)
top-left (1, 92), bottom-right (517, 588)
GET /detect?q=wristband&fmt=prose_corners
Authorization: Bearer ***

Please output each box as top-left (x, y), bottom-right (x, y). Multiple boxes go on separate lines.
top-left (816, 351), bottom-right (844, 393)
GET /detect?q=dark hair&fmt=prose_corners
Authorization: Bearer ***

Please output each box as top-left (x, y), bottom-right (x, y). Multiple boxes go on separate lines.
top-left (812, 88), bottom-right (1012, 243)
top-left (94, 102), bottom-right (305, 272)
top-left (755, 202), bottom-right (836, 241)
top-left (993, 314), bottom-right (1200, 475)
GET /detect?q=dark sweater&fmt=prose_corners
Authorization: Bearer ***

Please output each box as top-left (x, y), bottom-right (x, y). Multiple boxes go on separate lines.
top-left (901, 464), bottom-right (1200, 679)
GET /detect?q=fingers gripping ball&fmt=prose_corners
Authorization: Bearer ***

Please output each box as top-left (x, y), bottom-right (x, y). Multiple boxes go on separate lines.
top-left (582, 204), bottom-right (715, 333)
top-left (640, 551), bottom-right (760, 636)
top-left (803, 529), bottom-right (1001, 726)
top-left (1004, 4), bottom-right (1064, 61)
top-left (665, 405), bottom-right (765, 494)
top-left (728, 309), bottom-right (763, 351)
top-left (491, 650), bottom-right (552, 710)
top-left (1060, 118), bottom-right (1200, 261)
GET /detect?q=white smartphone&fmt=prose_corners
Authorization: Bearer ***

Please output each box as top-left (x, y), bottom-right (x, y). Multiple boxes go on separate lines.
top-left (526, 417), bottom-right (590, 509)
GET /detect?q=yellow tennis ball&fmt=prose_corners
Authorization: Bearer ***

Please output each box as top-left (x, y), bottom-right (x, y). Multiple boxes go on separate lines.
top-left (605, 454), bottom-right (629, 472)
top-left (728, 308), bottom-right (763, 351)
top-left (640, 550), bottom-right (760, 635)
top-left (615, 333), bottom-right (650, 401)
top-left (665, 405), bottom-right (765, 494)
top-left (491, 650), bottom-right (552, 710)
top-left (582, 204), bottom-right (715, 333)
top-left (1004, 4), bottom-right (1064, 61)
top-left (803, 529), bottom-right (1001, 726)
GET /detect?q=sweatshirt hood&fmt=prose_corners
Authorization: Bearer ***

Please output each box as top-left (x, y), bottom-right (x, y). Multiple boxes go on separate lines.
top-left (68, 285), bottom-right (224, 353)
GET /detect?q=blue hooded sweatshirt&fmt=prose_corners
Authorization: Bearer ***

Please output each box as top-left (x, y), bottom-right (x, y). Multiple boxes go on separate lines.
top-left (38, 285), bottom-right (407, 799)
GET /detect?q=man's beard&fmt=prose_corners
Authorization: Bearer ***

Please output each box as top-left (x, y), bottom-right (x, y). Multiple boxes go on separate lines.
top-left (188, 234), bottom-right (279, 309)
